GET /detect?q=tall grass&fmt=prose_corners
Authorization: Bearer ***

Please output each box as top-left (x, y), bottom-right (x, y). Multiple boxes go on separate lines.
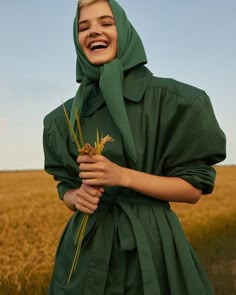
top-left (172, 166), bottom-right (236, 294)
top-left (0, 166), bottom-right (235, 294)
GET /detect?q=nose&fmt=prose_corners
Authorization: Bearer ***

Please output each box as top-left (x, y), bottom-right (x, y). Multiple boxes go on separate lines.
top-left (88, 24), bottom-right (102, 37)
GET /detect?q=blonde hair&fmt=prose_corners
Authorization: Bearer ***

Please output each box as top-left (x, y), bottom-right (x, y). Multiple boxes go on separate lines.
top-left (78, 0), bottom-right (108, 8)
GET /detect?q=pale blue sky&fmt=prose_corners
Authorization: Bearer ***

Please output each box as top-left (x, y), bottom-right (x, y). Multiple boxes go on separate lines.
top-left (0, 0), bottom-right (235, 170)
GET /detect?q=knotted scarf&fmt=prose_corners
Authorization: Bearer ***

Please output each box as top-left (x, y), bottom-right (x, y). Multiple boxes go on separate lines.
top-left (70, 0), bottom-right (147, 163)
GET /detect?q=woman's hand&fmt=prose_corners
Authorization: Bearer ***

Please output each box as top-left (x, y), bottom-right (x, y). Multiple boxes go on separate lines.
top-left (78, 155), bottom-right (126, 187)
top-left (64, 184), bottom-right (104, 214)
top-left (77, 155), bottom-right (201, 204)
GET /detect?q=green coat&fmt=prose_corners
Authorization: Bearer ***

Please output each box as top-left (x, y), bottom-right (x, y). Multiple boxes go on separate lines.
top-left (43, 66), bottom-right (226, 294)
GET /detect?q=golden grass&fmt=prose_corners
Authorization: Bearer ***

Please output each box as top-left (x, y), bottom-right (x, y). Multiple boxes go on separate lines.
top-left (0, 171), bottom-right (71, 293)
top-left (0, 166), bottom-right (235, 294)
top-left (172, 166), bottom-right (236, 294)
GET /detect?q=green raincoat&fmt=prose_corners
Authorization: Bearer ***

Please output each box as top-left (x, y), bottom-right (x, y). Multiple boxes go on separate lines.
top-left (43, 1), bottom-right (226, 294)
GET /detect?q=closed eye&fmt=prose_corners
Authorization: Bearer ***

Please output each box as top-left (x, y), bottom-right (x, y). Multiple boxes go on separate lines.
top-left (101, 23), bottom-right (113, 26)
top-left (79, 26), bottom-right (89, 32)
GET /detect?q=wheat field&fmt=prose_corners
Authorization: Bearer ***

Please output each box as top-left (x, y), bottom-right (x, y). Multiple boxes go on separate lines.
top-left (0, 166), bottom-right (235, 294)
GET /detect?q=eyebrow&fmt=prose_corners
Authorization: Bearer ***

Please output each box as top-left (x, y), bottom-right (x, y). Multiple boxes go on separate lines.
top-left (78, 15), bottom-right (114, 25)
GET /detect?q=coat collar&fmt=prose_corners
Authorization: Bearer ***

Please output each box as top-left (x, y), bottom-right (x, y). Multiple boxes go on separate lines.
top-left (123, 65), bottom-right (153, 102)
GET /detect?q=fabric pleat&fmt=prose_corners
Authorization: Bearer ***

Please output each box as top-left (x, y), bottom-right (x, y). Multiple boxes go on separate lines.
top-left (48, 194), bottom-right (215, 294)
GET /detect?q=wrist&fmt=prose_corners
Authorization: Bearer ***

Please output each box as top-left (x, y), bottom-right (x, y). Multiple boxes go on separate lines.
top-left (64, 189), bottom-right (77, 211)
top-left (119, 167), bottom-right (131, 188)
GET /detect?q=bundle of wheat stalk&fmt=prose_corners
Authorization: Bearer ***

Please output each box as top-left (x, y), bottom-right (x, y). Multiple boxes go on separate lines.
top-left (62, 102), bottom-right (113, 284)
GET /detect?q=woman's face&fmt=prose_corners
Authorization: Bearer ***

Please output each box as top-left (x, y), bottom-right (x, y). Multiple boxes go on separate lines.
top-left (78, 1), bottom-right (118, 65)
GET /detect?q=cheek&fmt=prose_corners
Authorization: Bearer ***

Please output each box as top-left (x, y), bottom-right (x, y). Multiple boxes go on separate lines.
top-left (78, 34), bottom-right (84, 48)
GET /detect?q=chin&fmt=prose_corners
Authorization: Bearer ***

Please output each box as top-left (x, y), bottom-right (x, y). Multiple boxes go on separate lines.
top-left (86, 52), bottom-right (116, 65)
top-left (89, 58), bottom-right (113, 65)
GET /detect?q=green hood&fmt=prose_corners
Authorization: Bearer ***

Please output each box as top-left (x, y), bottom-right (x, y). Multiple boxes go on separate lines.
top-left (71, 0), bottom-right (147, 163)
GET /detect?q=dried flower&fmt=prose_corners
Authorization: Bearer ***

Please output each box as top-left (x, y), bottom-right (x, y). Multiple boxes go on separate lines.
top-left (78, 143), bottom-right (97, 156)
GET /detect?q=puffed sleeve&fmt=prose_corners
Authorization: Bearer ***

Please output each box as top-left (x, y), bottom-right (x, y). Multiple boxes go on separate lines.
top-left (43, 104), bottom-right (81, 200)
top-left (162, 92), bottom-right (226, 194)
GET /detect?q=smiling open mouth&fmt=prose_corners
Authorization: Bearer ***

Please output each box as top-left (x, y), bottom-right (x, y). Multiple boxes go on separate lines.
top-left (90, 41), bottom-right (108, 51)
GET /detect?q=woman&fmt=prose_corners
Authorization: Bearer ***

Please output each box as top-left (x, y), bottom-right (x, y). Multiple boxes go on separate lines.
top-left (43, 0), bottom-right (226, 294)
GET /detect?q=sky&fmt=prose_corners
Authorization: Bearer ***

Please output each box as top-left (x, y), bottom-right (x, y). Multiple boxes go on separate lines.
top-left (0, 0), bottom-right (235, 170)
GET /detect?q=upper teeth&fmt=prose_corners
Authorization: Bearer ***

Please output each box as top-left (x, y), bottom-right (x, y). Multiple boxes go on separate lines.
top-left (90, 41), bottom-right (107, 49)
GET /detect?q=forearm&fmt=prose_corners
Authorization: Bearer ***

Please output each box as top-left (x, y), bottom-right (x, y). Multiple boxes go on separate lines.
top-left (78, 155), bottom-right (202, 204)
top-left (119, 167), bottom-right (202, 204)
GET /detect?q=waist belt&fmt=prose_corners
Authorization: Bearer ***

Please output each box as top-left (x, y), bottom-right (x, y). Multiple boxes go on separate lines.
top-left (80, 187), bottom-right (168, 294)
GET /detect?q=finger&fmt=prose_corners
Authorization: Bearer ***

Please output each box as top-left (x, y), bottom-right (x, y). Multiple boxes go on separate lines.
top-left (76, 195), bottom-right (99, 209)
top-left (83, 184), bottom-right (104, 194)
top-left (82, 178), bottom-right (103, 186)
top-left (83, 184), bottom-right (103, 197)
top-left (79, 161), bottom-right (105, 172)
top-left (79, 171), bottom-right (102, 179)
top-left (77, 155), bottom-right (96, 163)
top-left (78, 185), bottom-right (102, 202)
top-left (82, 194), bottom-right (100, 205)
top-left (79, 163), bottom-right (95, 172)
top-left (98, 187), bottom-right (104, 193)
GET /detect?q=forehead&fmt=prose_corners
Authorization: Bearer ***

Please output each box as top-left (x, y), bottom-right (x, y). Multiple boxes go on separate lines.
top-left (79, 1), bottom-right (114, 21)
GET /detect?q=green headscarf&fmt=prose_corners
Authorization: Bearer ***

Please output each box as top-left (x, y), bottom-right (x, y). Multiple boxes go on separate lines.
top-left (70, 0), bottom-right (147, 163)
